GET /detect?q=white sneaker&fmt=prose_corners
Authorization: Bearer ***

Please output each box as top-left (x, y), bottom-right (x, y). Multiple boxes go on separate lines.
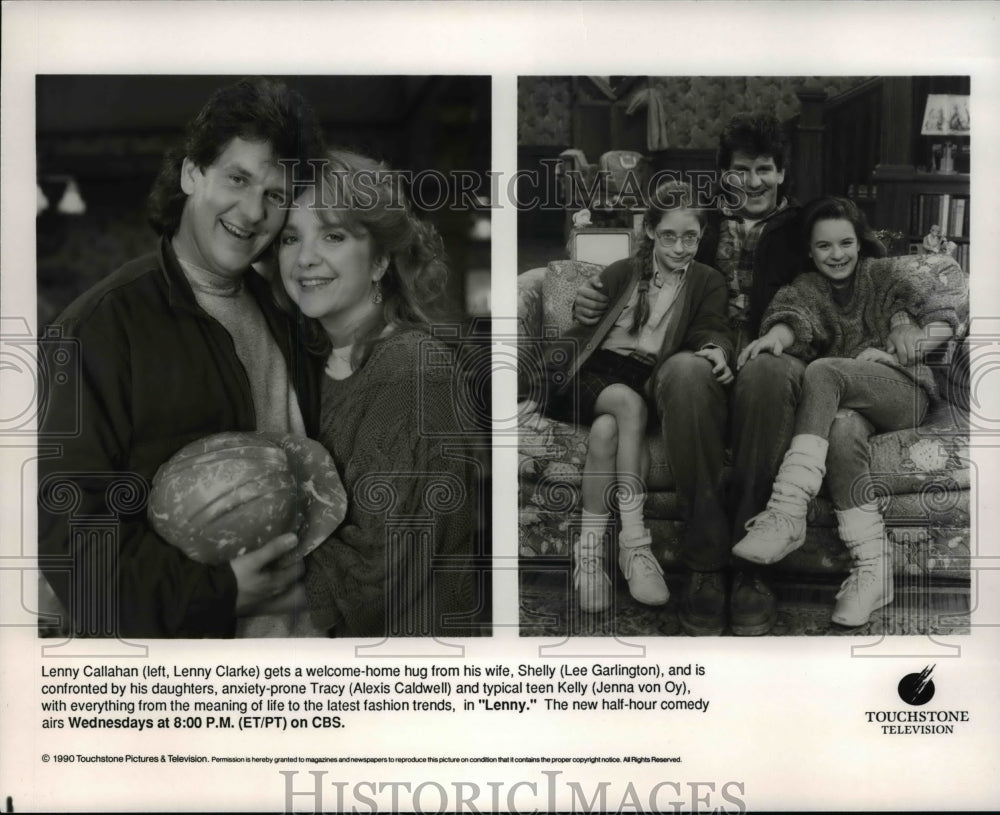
top-left (618, 530), bottom-right (669, 606)
top-left (832, 554), bottom-right (893, 627)
top-left (732, 508), bottom-right (806, 565)
top-left (574, 537), bottom-right (612, 613)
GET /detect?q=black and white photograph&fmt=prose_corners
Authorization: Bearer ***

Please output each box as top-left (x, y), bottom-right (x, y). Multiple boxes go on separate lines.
top-left (34, 74), bottom-right (492, 640)
top-left (517, 75), bottom-right (972, 638)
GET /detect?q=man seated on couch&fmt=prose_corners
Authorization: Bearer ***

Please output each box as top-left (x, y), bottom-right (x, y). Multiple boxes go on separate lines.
top-left (573, 112), bottom-right (927, 635)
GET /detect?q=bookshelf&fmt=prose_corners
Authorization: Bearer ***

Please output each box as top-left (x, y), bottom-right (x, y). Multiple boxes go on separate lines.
top-left (793, 77), bottom-right (971, 269)
top-left (843, 76), bottom-right (972, 272)
top-left (871, 168), bottom-right (969, 272)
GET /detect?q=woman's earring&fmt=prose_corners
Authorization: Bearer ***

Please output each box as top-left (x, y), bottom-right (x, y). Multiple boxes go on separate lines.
top-left (371, 279), bottom-right (383, 305)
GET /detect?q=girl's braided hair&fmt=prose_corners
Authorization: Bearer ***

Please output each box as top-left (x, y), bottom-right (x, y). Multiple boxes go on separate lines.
top-left (629, 180), bottom-right (707, 334)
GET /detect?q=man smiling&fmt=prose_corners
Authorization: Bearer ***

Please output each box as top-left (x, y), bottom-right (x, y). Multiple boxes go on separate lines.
top-left (576, 113), bottom-right (928, 636)
top-left (574, 113), bottom-right (804, 635)
top-left (174, 137), bottom-right (290, 277)
top-left (38, 78), bottom-right (325, 638)
top-left (729, 152), bottom-right (785, 218)
top-left (708, 115), bottom-right (801, 351)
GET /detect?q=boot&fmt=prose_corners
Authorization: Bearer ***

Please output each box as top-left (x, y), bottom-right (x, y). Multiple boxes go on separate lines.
top-left (732, 434), bottom-right (828, 565)
top-left (618, 529), bottom-right (669, 606)
top-left (679, 570), bottom-right (727, 636)
top-left (730, 571), bottom-right (777, 636)
top-left (574, 523), bottom-right (612, 613)
top-left (832, 504), bottom-right (893, 626)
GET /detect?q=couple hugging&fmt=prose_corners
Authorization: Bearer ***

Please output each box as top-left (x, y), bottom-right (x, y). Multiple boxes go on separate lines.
top-left (550, 112), bottom-right (967, 636)
top-left (39, 78), bottom-right (483, 639)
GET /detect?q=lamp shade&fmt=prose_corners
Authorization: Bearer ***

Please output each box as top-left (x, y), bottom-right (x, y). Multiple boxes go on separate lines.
top-left (57, 179), bottom-right (87, 215)
top-left (921, 94), bottom-right (970, 136)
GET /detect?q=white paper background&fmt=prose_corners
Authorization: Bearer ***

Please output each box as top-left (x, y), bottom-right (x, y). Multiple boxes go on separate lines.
top-left (3, 2), bottom-right (999, 812)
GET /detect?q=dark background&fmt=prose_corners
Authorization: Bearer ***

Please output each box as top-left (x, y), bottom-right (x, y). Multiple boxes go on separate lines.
top-left (36, 75), bottom-right (491, 328)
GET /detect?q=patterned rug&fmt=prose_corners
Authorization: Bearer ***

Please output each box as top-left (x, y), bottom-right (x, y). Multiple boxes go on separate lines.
top-left (520, 571), bottom-right (970, 638)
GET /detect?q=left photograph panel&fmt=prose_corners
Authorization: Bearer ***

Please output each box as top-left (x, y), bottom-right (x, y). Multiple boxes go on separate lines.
top-left (35, 75), bottom-right (492, 639)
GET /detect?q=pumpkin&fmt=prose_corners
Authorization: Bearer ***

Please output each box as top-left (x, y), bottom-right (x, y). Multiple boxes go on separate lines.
top-left (148, 432), bottom-right (346, 565)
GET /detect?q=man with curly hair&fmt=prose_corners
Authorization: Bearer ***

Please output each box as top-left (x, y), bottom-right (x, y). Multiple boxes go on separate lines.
top-left (39, 78), bottom-right (326, 638)
top-left (574, 112), bottom-right (921, 636)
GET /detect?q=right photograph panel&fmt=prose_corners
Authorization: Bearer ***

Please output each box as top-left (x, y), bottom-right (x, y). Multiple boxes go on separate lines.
top-left (517, 75), bottom-right (971, 637)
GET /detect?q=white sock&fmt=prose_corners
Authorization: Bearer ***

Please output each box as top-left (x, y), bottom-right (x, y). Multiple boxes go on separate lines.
top-left (836, 503), bottom-right (884, 545)
top-left (618, 489), bottom-right (647, 540)
top-left (768, 434), bottom-right (829, 517)
top-left (788, 433), bottom-right (829, 464)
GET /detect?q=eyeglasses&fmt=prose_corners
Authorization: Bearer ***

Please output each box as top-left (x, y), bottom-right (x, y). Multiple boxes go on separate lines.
top-left (654, 231), bottom-right (701, 248)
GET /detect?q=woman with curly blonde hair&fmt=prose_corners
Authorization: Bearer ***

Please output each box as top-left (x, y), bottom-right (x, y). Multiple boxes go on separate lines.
top-left (275, 149), bottom-right (482, 637)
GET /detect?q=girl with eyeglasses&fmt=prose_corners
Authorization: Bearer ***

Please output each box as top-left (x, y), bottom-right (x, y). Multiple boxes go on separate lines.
top-left (545, 180), bottom-right (734, 620)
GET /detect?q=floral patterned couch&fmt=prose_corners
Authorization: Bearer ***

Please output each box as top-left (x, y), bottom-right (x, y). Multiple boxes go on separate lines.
top-left (517, 260), bottom-right (971, 588)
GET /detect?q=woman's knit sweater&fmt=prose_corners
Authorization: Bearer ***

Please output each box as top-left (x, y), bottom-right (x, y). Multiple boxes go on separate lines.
top-left (760, 253), bottom-right (968, 399)
top-left (306, 329), bottom-right (481, 637)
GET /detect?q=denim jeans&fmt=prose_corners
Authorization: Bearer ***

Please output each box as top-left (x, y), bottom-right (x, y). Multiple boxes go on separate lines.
top-left (653, 351), bottom-right (814, 570)
top-left (730, 353), bottom-right (806, 541)
top-left (795, 357), bottom-right (929, 510)
top-left (652, 352), bottom-right (730, 572)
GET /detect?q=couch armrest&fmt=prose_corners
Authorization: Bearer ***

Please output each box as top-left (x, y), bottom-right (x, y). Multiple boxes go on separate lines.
top-left (517, 268), bottom-right (547, 337)
top-left (517, 268), bottom-right (548, 401)
top-left (518, 260), bottom-right (609, 402)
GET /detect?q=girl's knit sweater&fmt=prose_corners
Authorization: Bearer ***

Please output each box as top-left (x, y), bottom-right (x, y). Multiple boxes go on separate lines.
top-left (760, 253), bottom-right (968, 399)
top-left (305, 328), bottom-right (481, 637)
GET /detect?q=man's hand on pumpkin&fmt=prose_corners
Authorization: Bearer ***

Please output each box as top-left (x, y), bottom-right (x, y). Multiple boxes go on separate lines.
top-left (232, 532), bottom-right (304, 614)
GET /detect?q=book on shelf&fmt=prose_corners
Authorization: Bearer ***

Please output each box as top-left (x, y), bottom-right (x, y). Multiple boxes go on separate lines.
top-left (951, 197), bottom-right (967, 238)
top-left (955, 242), bottom-right (969, 275)
top-left (910, 192), bottom-right (970, 239)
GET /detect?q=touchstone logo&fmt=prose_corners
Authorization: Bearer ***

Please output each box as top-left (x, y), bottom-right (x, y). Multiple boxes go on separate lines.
top-left (865, 665), bottom-right (968, 735)
top-left (897, 665), bottom-right (936, 706)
